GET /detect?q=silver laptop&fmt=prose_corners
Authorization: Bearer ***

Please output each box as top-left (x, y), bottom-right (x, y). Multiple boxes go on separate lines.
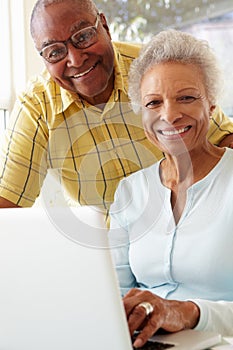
top-left (0, 207), bottom-right (221, 350)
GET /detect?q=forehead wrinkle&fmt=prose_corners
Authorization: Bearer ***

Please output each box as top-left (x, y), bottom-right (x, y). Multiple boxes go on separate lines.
top-left (177, 87), bottom-right (200, 92)
top-left (142, 83), bottom-right (202, 101)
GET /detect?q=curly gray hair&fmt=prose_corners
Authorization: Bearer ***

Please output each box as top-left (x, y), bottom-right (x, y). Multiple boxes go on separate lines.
top-left (128, 29), bottom-right (224, 114)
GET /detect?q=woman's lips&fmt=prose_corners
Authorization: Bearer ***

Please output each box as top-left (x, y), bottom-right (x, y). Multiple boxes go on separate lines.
top-left (158, 126), bottom-right (191, 136)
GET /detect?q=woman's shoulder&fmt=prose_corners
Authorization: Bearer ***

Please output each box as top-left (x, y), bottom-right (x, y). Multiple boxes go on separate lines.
top-left (113, 162), bottom-right (161, 209)
top-left (120, 162), bottom-right (160, 186)
top-left (221, 147), bottom-right (233, 164)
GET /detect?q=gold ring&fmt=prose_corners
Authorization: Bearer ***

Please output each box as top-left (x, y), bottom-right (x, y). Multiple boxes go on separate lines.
top-left (138, 302), bottom-right (154, 316)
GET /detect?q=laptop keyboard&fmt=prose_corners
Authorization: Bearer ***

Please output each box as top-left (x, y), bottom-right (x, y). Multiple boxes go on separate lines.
top-left (132, 338), bottom-right (174, 349)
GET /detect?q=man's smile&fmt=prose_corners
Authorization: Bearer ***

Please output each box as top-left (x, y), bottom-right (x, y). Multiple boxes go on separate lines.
top-left (72, 62), bottom-right (98, 78)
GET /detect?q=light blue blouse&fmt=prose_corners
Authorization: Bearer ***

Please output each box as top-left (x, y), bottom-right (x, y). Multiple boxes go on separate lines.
top-left (109, 148), bottom-right (233, 336)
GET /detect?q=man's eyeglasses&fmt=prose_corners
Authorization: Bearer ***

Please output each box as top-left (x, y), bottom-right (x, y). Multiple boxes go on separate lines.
top-left (39, 14), bottom-right (100, 63)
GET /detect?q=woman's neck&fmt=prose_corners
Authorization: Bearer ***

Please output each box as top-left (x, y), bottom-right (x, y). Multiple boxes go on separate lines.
top-left (159, 143), bottom-right (225, 224)
top-left (160, 143), bottom-right (225, 188)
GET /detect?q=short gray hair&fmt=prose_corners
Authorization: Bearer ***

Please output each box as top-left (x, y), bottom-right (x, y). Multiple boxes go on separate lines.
top-left (128, 29), bottom-right (223, 113)
top-left (30, 0), bottom-right (99, 39)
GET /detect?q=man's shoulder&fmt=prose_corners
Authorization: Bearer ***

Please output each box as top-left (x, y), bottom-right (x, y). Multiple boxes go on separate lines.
top-left (22, 69), bottom-right (70, 103)
top-left (15, 69), bottom-right (75, 114)
top-left (113, 41), bottom-right (142, 59)
top-left (26, 69), bottom-right (57, 94)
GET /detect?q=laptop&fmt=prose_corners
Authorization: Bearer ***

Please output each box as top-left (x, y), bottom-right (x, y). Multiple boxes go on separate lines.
top-left (0, 206), bottom-right (221, 350)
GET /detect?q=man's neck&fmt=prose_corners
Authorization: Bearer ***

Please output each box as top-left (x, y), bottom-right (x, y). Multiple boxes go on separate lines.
top-left (79, 73), bottom-right (115, 110)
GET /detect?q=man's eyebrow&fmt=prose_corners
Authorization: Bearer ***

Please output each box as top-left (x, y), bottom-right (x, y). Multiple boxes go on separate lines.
top-left (70, 20), bottom-right (92, 33)
top-left (41, 39), bottom-right (58, 47)
top-left (39, 19), bottom-right (95, 49)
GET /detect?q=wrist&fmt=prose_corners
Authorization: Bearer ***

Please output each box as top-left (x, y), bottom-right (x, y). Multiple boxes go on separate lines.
top-left (184, 301), bottom-right (200, 329)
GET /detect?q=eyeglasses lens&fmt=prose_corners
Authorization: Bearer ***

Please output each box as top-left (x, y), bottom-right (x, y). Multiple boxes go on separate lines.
top-left (41, 27), bottom-right (98, 63)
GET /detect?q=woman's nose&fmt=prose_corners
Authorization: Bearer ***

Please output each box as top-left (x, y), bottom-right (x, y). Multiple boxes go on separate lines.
top-left (160, 102), bottom-right (182, 124)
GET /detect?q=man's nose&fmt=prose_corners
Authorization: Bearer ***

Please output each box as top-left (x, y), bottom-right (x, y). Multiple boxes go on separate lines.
top-left (66, 43), bottom-right (87, 67)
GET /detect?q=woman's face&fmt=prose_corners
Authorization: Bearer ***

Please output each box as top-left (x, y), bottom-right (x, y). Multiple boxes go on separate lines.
top-left (140, 62), bottom-right (215, 156)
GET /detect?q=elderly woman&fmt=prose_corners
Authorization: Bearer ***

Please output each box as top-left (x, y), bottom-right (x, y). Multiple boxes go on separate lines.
top-left (109, 29), bottom-right (233, 348)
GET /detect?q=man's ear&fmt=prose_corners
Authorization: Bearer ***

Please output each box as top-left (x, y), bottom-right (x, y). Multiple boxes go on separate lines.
top-left (99, 13), bottom-right (112, 39)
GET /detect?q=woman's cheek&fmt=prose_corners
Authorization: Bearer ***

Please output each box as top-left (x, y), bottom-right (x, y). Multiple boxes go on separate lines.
top-left (145, 129), bottom-right (157, 145)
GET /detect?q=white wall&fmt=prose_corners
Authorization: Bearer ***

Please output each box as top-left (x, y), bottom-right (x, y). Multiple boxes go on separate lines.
top-left (24, 0), bottom-right (44, 80)
top-left (6, 0), bottom-right (44, 110)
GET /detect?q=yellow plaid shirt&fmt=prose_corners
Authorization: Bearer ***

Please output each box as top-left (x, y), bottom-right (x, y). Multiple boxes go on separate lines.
top-left (0, 42), bottom-right (233, 211)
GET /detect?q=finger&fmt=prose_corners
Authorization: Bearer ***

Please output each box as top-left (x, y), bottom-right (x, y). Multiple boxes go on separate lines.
top-left (133, 319), bottom-right (160, 348)
top-left (123, 298), bottom-right (138, 317)
top-left (123, 290), bottom-right (142, 317)
top-left (123, 288), bottom-right (140, 298)
top-left (127, 303), bottom-right (149, 336)
top-left (123, 289), bottom-right (158, 319)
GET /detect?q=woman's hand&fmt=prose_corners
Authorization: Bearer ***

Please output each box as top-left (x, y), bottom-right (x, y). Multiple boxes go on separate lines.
top-left (123, 288), bottom-right (200, 348)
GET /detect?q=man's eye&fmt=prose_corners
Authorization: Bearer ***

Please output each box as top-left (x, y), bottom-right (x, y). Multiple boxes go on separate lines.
top-left (48, 47), bottom-right (66, 58)
top-left (78, 33), bottom-right (89, 43)
top-left (75, 30), bottom-right (93, 44)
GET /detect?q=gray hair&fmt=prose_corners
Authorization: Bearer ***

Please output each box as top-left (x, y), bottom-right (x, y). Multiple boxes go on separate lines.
top-left (30, 0), bottom-right (99, 39)
top-left (128, 29), bottom-right (224, 113)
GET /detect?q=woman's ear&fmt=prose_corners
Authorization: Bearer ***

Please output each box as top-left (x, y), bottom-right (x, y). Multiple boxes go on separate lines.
top-left (99, 13), bottom-right (112, 40)
top-left (210, 105), bottom-right (216, 115)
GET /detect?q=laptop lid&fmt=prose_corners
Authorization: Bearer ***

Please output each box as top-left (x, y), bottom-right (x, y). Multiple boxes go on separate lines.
top-left (0, 207), bottom-right (221, 350)
top-left (0, 206), bottom-right (132, 350)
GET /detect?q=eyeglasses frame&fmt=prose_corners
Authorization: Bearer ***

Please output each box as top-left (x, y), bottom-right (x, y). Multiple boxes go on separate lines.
top-left (39, 13), bottom-right (100, 63)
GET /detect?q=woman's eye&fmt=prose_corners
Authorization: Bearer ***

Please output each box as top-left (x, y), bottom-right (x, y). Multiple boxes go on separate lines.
top-left (178, 95), bottom-right (197, 103)
top-left (145, 100), bottom-right (162, 108)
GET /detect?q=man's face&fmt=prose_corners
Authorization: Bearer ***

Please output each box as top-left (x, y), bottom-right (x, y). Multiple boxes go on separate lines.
top-left (33, 1), bottom-right (114, 105)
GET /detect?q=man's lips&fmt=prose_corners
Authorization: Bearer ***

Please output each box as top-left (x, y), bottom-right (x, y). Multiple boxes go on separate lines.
top-left (158, 126), bottom-right (191, 136)
top-left (72, 63), bottom-right (98, 78)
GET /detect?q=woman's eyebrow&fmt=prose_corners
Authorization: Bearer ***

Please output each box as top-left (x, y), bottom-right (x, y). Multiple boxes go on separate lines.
top-left (177, 87), bottom-right (199, 93)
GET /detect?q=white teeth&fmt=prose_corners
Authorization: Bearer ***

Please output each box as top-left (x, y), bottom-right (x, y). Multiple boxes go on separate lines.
top-left (73, 66), bottom-right (93, 78)
top-left (161, 126), bottom-right (189, 136)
